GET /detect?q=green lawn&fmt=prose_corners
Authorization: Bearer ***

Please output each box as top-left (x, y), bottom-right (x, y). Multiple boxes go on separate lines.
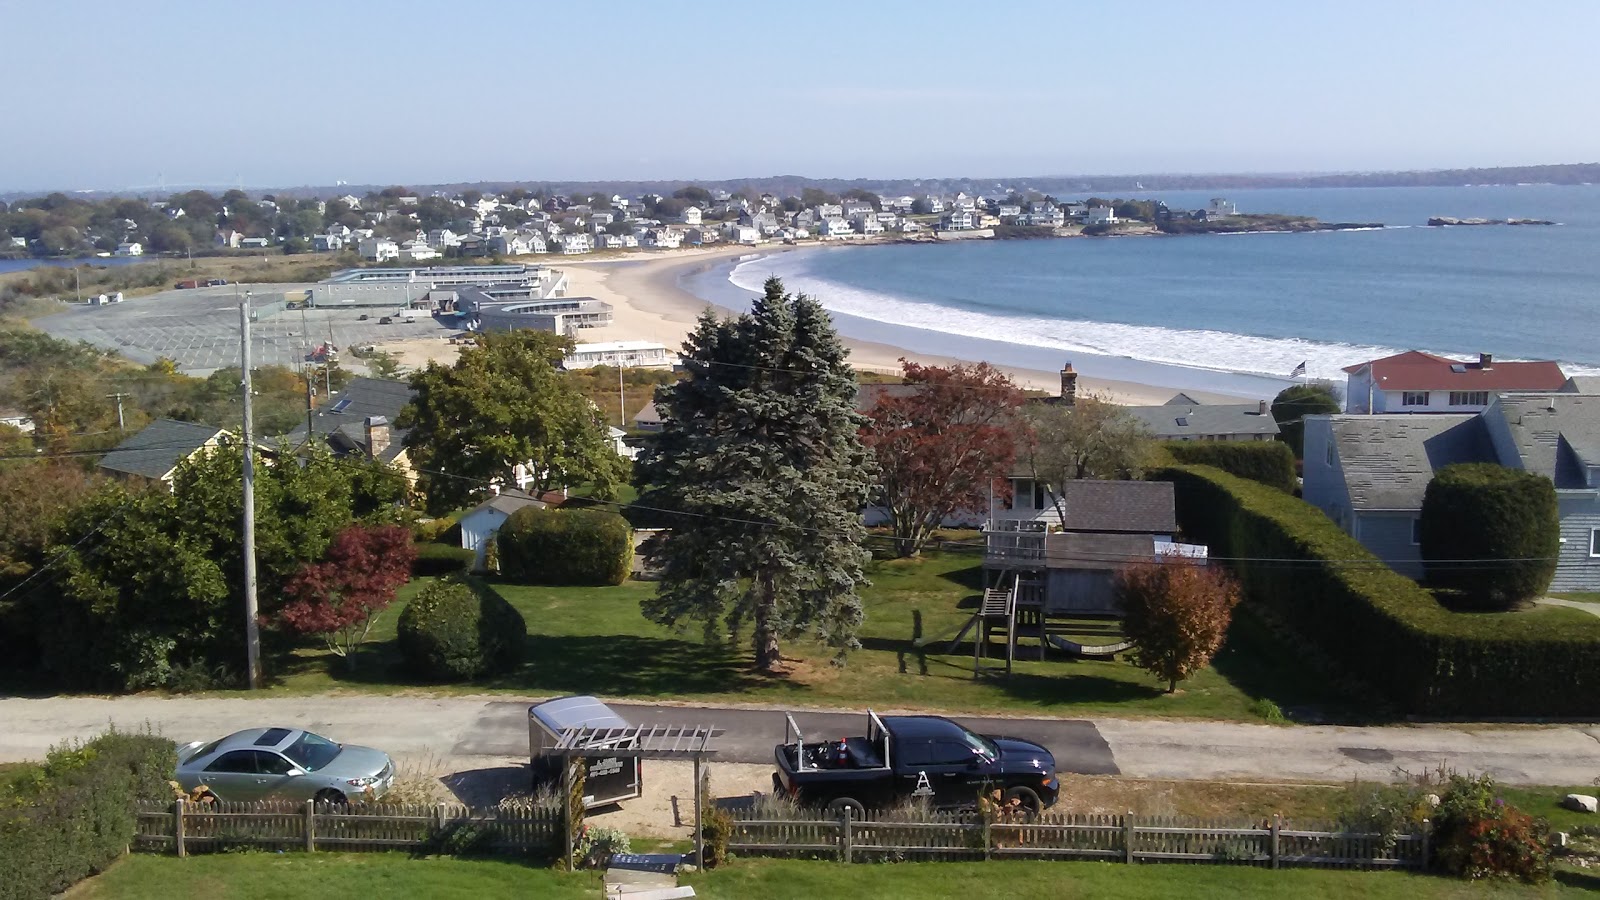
top-left (71, 853), bottom-right (1598, 899)
top-left (269, 551), bottom-right (1347, 722)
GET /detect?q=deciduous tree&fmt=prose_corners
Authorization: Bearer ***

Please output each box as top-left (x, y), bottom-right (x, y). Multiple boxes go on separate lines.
top-left (638, 277), bottom-right (875, 672)
top-left (1114, 560), bottom-right (1241, 693)
top-left (1023, 395), bottom-right (1151, 520)
top-left (860, 360), bottom-right (1023, 557)
top-left (278, 524), bottom-right (415, 663)
top-left (1271, 382), bottom-right (1341, 458)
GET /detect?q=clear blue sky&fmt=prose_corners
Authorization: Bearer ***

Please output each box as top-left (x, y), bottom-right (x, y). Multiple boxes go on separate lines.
top-left (2, 0), bottom-right (1595, 192)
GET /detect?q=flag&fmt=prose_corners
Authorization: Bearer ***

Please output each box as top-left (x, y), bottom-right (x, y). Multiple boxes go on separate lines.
top-left (1289, 361), bottom-right (1307, 377)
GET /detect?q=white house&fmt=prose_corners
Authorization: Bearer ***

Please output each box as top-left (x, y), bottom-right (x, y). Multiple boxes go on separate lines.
top-left (358, 237), bottom-right (400, 262)
top-left (312, 234), bottom-right (344, 252)
top-left (458, 489), bottom-right (548, 570)
top-left (1342, 351), bottom-right (1567, 414)
top-left (731, 225), bottom-right (760, 245)
top-left (1206, 198), bottom-right (1238, 217)
top-left (679, 206), bottom-right (702, 225)
top-left (564, 340), bottom-right (674, 369)
top-left (397, 239), bottom-right (438, 262)
top-left (1085, 206), bottom-right (1118, 226)
top-left (113, 241), bottom-right (143, 257)
top-left (940, 209), bottom-right (975, 230)
top-left (559, 233), bottom-right (593, 254)
top-left (819, 218), bottom-right (856, 238)
top-left (240, 237), bottom-right (271, 249)
top-left (853, 215), bottom-right (884, 236)
top-left (0, 408), bottom-right (32, 433)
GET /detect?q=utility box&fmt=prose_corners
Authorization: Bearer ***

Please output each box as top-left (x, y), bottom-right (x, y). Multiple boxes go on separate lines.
top-left (529, 696), bottom-right (643, 809)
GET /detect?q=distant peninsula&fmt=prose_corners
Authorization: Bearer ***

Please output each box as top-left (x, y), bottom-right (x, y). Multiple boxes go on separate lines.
top-left (1425, 216), bottom-right (1555, 227)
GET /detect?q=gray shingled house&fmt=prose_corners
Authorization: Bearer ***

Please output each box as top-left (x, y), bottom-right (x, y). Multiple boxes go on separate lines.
top-left (96, 418), bottom-right (229, 490)
top-left (283, 377), bottom-right (415, 480)
top-left (1124, 395), bottom-right (1281, 442)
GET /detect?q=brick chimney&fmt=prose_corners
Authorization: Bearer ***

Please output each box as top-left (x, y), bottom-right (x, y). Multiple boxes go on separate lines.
top-left (1258, 399), bottom-right (1268, 415)
top-left (1059, 362), bottom-right (1078, 406)
top-left (364, 415), bottom-right (390, 459)
top-left (1478, 353), bottom-right (1493, 369)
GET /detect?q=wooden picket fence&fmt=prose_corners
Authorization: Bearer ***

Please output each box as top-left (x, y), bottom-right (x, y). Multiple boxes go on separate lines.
top-left (135, 799), bottom-right (562, 857)
top-left (728, 808), bottom-right (1430, 869)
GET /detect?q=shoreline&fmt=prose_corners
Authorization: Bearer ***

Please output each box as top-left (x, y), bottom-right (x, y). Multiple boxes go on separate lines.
top-left (559, 245), bottom-right (1254, 405)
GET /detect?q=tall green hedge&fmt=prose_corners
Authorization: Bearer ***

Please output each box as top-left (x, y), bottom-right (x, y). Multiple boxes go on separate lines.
top-left (1156, 441), bottom-right (1297, 493)
top-left (497, 507), bottom-right (632, 586)
top-left (0, 729), bottom-right (176, 900)
top-left (1419, 463), bottom-right (1560, 609)
top-left (1149, 464), bottom-right (1600, 717)
top-left (397, 577), bottom-right (527, 681)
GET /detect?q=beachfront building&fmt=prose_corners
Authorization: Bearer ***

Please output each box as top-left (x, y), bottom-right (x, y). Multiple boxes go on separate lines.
top-left (819, 218), bottom-right (856, 239)
top-left (679, 206), bottom-right (702, 225)
top-left (1343, 351), bottom-right (1567, 414)
top-left (1085, 207), bottom-right (1118, 226)
top-left (313, 264), bottom-right (566, 307)
top-left (563, 341), bottom-right (675, 370)
top-left (1206, 198), bottom-right (1238, 217)
top-left (559, 234), bottom-right (593, 254)
top-left (940, 209), bottom-right (976, 230)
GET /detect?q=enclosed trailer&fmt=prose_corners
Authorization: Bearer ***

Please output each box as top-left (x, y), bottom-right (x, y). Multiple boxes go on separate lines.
top-left (529, 696), bottom-right (643, 808)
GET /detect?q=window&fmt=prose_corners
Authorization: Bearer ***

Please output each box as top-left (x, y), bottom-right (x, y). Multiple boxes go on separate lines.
top-left (1449, 391), bottom-right (1490, 407)
top-left (205, 750), bottom-right (260, 774)
top-left (927, 742), bottom-right (978, 766)
top-left (1591, 528), bottom-right (1600, 558)
top-left (283, 731), bottom-right (342, 772)
top-left (1401, 391), bottom-right (1430, 407)
top-left (1412, 518), bottom-right (1423, 546)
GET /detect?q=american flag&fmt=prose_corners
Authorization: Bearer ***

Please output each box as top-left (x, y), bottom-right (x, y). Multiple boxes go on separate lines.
top-left (1289, 361), bottom-right (1307, 377)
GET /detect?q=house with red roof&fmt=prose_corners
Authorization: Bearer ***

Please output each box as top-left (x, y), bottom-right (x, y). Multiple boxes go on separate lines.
top-left (1343, 351), bottom-right (1567, 414)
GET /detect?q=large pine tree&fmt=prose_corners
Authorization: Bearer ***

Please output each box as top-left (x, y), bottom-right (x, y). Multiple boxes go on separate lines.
top-left (638, 278), bottom-right (875, 672)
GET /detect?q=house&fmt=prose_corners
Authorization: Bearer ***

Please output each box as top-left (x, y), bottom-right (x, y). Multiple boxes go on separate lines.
top-left (7, 237), bottom-right (25, 249)
top-left (841, 200), bottom-right (874, 219)
top-left (1342, 351), bottom-right (1567, 414)
top-left (816, 203), bottom-right (843, 220)
top-left (1085, 206), bottom-right (1118, 226)
top-left (427, 229), bottom-right (462, 249)
top-left (358, 237), bottom-right (399, 262)
top-left (1206, 198), bottom-right (1238, 218)
top-left (459, 488), bottom-right (550, 570)
top-left (338, 194), bottom-right (362, 209)
top-left (215, 230), bottom-right (244, 249)
top-left (940, 209), bottom-right (975, 231)
top-left (684, 227), bottom-right (720, 246)
top-left (563, 341), bottom-right (674, 369)
top-left (283, 377), bottom-right (416, 480)
top-left (679, 206), bottom-right (702, 225)
top-left (731, 225), bottom-right (760, 245)
top-left (0, 408), bottom-right (33, 433)
top-left (559, 234), bottom-right (593, 254)
top-left (240, 237), bottom-right (271, 249)
top-left (1125, 396), bottom-right (1281, 442)
top-left (312, 234), bottom-right (344, 252)
top-left (398, 239), bottom-right (438, 262)
top-left (643, 229), bottom-right (682, 249)
top-left (113, 241), bottom-right (143, 257)
top-left (1305, 390), bottom-right (1600, 589)
top-left (97, 418), bottom-right (229, 490)
top-left (634, 400), bottom-right (663, 432)
top-left (923, 195), bottom-right (945, 213)
top-left (852, 215), bottom-right (884, 236)
top-left (609, 426), bottom-right (639, 461)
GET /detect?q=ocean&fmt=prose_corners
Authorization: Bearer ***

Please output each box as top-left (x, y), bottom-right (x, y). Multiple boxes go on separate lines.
top-left (683, 185), bottom-right (1600, 399)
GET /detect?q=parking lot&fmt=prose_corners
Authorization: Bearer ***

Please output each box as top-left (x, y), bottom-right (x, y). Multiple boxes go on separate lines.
top-left (34, 283), bottom-right (462, 375)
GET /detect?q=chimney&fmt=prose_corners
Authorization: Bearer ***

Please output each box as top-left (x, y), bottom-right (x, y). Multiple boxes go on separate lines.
top-left (364, 415), bottom-right (390, 459)
top-left (1479, 353), bottom-right (1493, 370)
top-left (1059, 362), bottom-right (1078, 406)
top-left (1258, 399), bottom-right (1268, 415)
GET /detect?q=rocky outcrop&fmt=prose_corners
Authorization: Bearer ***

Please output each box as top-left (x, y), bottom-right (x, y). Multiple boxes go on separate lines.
top-left (1426, 216), bottom-right (1555, 226)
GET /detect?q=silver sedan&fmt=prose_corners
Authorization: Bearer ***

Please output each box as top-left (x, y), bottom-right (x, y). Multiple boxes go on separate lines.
top-left (175, 727), bottom-right (395, 804)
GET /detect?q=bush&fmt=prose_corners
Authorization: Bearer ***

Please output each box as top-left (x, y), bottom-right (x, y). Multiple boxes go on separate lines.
top-left (1433, 773), bottom-right (1551, 883)
top-left (396, 578), bottom-right (526, 681)
top-left (1271, 383), bottom-right (1341, 458)
top-left (0, 729), bottom-right (176, 900)
top-left (1419, 464), bottom-right (1560, 609)
top-left (497, 507), bottom-right (632, 586)
top-left (1157, 441), bottom-right (1296, 493)
top-left (1149, 463), bottom-right (1600, 717)
top-left (411, 542), bottom-right (474, 576)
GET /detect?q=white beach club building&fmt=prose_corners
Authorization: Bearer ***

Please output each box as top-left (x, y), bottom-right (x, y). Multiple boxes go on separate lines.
top-left (562, 341), bottom-right (676, 370)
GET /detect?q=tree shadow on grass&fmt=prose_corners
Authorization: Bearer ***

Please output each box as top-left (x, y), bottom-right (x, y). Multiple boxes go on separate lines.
top-left (1208, 612), bottom-right (1372, 724)
top-left (479, 634), bottom-right (767, 697)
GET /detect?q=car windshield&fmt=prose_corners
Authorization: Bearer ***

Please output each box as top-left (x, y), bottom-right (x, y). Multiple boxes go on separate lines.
top-left (282, 731), bottom-right (342, 772)
top-left (956, 727), bottom-right (998, 762)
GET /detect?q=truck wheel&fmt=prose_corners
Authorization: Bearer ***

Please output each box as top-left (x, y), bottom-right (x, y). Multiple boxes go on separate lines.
top-left (1004, 787), bottom-right (1043, 819)
top-left (827, 796), bottom-right (866, 818)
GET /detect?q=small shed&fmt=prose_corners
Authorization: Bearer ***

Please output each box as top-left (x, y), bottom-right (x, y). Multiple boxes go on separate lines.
top-left (529, 696), bottom-right (643, 808)
top-left (460, 489), bottom-right (547, 569)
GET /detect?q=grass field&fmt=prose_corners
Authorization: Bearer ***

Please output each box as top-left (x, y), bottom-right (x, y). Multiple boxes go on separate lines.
top-left (272, 551), bottom-right (1343, 722)
top-left (70, 853), bottom-right (1599, 899)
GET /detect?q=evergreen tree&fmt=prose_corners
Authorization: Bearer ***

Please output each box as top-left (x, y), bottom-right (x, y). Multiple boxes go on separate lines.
top-left (637, 278), bottom-right (875, 672)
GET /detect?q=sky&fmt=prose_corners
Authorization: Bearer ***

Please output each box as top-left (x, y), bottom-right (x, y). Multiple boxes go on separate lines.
top-left (1, 0), bottom-right (1596, 192)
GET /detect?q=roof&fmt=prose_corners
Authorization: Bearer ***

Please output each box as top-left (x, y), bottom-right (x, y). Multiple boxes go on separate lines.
top-left (570, 341), bottom-right (668, 354)
top-left (1341, 350), bottom-right (1566, 392)
top-left (97, 418), bottom-right (226, 480)
top-left (1489, 393), bottom-right (1600, 489)
top-left (530, 696), bottom-right (630, 738)
top-left (1561, 376), bottom-right (1600, 394)
top-left (634, 401), bottom-right (661, 424)
top-left (1052, 480), bottom-right (1177, 534)
top-left (854, 382), bottom-right (920, 413)
top-left (465, 488), bottom-right (548, 520)
top-left (1163, 393), bottom-right (1203, 406)
top-left (1327, 414), bottom-right (1493, 510)
top-left (1044, 532), bottom-right (1157, 570)
top-left (1125, 403), bottom-right (1279, 440)
top-left (284, 377), bottom-right (413, 463)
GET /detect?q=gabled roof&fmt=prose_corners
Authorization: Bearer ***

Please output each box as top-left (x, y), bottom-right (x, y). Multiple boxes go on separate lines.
top-left (1125, 403), bottom-right (1279, 440)
top-left (1327, 414), bottom-right (1493, 510)
top-left (1163, 393), bottom-right (1203, 406)
top-left (465, 488), bottom-right (548, 519)
top-left (1052, 480), bottom-right (1177, 534)
top-left (1341, 350), bottom-right (1566, 392)
top-left (1490, 393), bottom-right (1600, 489)
top-left (98, 418), bottom-right (226, 481)
top-left (284, 377), bottom-right (413, 463)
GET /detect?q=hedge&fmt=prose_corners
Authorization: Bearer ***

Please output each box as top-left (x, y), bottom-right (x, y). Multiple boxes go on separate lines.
top-left (1155, 440), bottom-right (1297, 493)
top-left (1149, 464), bottom-right (1600, 717)
top-left (497, 507), bottom-right (632, 586)
top-left (0, 729), bottom-right (176, 900)
top-left (397, 577), bottom-right (527, 681)
top-left (412, 542), bottom-right (475, 576)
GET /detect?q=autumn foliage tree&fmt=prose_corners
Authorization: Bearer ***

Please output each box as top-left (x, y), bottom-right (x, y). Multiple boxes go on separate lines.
top-left (860, 360), bottom-right (1024, 557)
top-left (1114, 560), bottom-right (1241, 693)
top-left (278, 525), bottom-right (417, 665)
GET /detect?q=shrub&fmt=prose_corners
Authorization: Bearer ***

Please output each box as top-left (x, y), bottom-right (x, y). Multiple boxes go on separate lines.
top-left (497, 507), bottom-right (632, 586)
top-left (575, 825), bottom-right (631, 868)
top-left (1419, 463), bottom-right (1560, 609)
top-left (1270, 383), bottom-right (1341, 458)
top-left (396, 578), bottom-right (526, 681)
top-left (1114, 560), bottom-right (1241, 692)
top-left (0, 729), bottom-right (176, 900)
top-left (1148, 463), bottom-right (1600, 716)
top-left (411, 542), bottom-right (474, 576)
top-left (1433, 773), bottom-right (1551, 883)
top-left (1157, 440), bottom-right (1296, 493)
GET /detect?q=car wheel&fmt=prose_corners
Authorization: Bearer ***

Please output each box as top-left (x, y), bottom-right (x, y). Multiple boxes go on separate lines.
top-left (1003, 787), bottom-right (1043, 819)
top-left (314, 789), bottom-right (347, 807)
top-left (827, 796), bottom-right (866, 818)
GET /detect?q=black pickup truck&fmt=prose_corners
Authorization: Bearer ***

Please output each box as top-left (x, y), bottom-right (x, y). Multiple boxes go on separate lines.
top-left (772, 710), bottom-right (1060, 816)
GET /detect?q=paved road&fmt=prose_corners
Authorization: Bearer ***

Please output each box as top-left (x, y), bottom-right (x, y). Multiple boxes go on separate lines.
top-left (4, 695), bottom-right (1599, 787)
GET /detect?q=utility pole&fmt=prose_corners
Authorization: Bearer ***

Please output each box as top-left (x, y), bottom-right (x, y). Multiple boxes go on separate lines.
top-left (107, 392), bottom-right (127, 433)
top-left (238, 289), bottom-right (261, 689)
top-left (74, 267), bottom-right (81, 304)
top-left (617, 363), bottom-right (626, 428)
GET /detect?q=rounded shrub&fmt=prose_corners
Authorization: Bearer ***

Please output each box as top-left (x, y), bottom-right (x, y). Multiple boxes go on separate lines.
top-left (496, 507), bottom-right (632, 586)
top-left (396, 578), bottom-right (526, 681)
top-left (1419, 463), bottom-right (1560, 609)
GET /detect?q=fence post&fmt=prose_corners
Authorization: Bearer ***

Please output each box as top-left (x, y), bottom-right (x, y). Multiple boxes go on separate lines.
top-left (840, 807), bottom-right (853, 863)
top-left (304, 799), bottom-right (316, 852)
top-left (1270, 815), bottom-right (1280, 869)
top-left (1419, 818), bottom-right (1431, 871)
top-left (1123, 811), bottom-right (1135, 864)
top-left (982, 811), bottom-right (991, 861)
top-left (173, 798), bottom-right (186, 859)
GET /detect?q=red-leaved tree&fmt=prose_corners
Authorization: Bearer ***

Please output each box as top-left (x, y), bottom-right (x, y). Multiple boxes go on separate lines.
top-left (1114, 560), bottom-right (1241, 693)
top-left (860, 360), bottom-right (1025, 557)
top-left (278, 524), bottom-right (417, 665)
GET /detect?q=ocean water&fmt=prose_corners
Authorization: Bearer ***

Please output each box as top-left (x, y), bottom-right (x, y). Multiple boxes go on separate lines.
top-left (691, 185), bottom-right (1600, 398)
